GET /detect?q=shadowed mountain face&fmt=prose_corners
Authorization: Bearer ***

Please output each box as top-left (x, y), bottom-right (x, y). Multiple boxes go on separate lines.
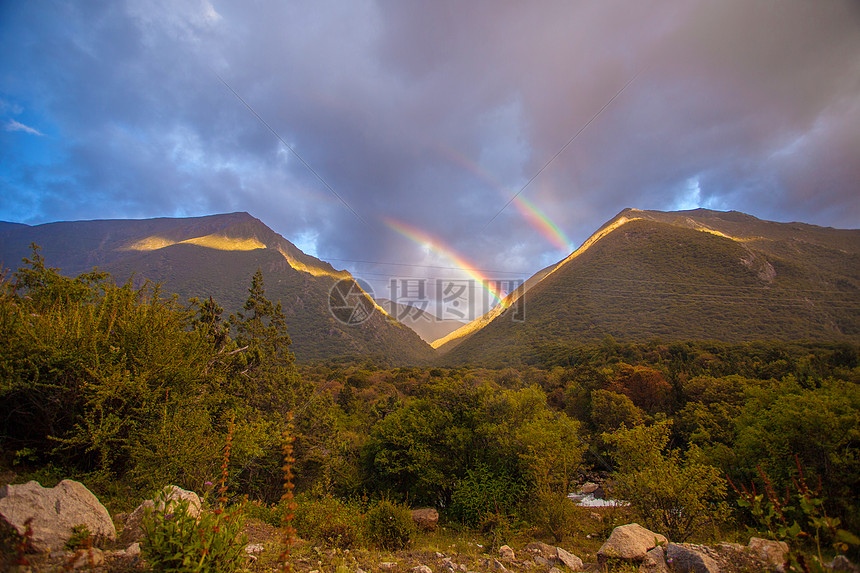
top-left (437, 208), bottom-right (860, 366)
top-left (0, 212), bottom-right (434, 364)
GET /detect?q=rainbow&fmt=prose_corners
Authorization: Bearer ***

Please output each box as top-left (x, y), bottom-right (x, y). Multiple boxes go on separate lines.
top-left (383, 217), bottom-right (509, 306)
top-left (435, 145), bottom-right (574, 252)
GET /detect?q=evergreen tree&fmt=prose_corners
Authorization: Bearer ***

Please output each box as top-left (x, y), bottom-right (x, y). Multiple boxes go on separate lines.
top-left (230, 269), bottom-right (300, 416)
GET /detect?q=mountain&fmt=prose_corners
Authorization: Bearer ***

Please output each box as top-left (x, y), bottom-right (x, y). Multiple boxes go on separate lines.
top-left (375, 298), bottom-right (466, 343)
top-left (436, 208), bottom-right (860, 365)
top-left (0, 212), bottom-right (434, 364)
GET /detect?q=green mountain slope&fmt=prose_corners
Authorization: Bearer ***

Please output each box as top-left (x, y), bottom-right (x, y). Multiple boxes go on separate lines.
top-left (0, 213), bottom-right (434, 364)
top-left (438, 209), bottom-right (860, 366)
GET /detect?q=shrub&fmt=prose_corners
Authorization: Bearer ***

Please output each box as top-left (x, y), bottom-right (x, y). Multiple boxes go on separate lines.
top-left (604, 420), bottom-right (728, 541)
top-left (141, 492), bottom-right (247, 573)
top-left (364, 498), bottom-right (416, 550)
top-left (291, 494), bottom-right (364, 548)
top-left (449, 464), bottom-right (525, 526)
top-left (528, 491), bottom-right (581, 543)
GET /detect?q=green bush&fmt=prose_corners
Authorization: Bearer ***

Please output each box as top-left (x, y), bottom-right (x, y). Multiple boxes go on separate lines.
top-left (364, 498), bottom-right (416, 550)
top-left (528, 491), bottom-right (581, 543)
top-left (141, 493), bottom-right (247, 573)
top-left (604, 420), bottom-right (728, 541)
top-left (449, 464), bottom-right (525, 526)
top-left (292, 494), bottom-right (364, 548)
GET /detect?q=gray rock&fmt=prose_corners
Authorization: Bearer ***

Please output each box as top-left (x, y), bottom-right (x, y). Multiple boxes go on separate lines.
top-left (579, 482), bottom-right (599, 494)
top-left (666, 543), bottom-right (720, 573)
top-left (828, 555), bottom-right (860, 572)
top-left (0, 479), bottom-right (116, 552)
top-left (525, 541), bottom-right (558, 560)
top-left (639, 546), bottom-right (669, 573)
top-left (119, 485), bottom-right (201, 545)
top-left (556, 547), bottom-right (583, 571)
top-left (411, 508), bottom-right (440, 530)
top-left (597, 523), bottom-right (668, 563)
top-left (380, 562), bottom-right (398, 570)
top-left (64, 547), bottom-right (105, 569)
top-left (412, 566), bottom-right (433, 573)
top-left (748, 537), bottom-right (789, 570)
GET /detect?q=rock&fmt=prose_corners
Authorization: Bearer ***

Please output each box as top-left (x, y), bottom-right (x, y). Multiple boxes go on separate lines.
top-left (64, 547), bottom-right (105, 569)
top-left (380, 562), bottom-right (398, 570)
top-left (579, 482), bottom-right (599, 494)
top-left (119, 485), bottom-right (201, 545)
top-left (550, 568), bottom-right (564, 573)
top-left (492, 558), bottom-right (509, 572)
top-left (748, 537), bottom-right (789, 570)
top-left (597, 523), bottom-right (668, 563)
top-left (245, 543), bottom-right (265, 554)
top-left (499, 545), bottom-right (515, 561)
top-left (0, 479), bottom-right (116, 552)
top-left (413, 566), bottom-right (433, 573)
top-left (525, 541), bottom-right (558, 560)
top-left (124, 542), bottom-right (141, 557)
top-left (411, 508), bottom-right (439, 530)
top-left (666, 543), bottom-right (720, 573)
top-left (556, 547), bottom-right (583, 571)
top-left (829, 555), bottom-right (860, 572)
top-left (118, 499), bottom-right (154, 545)
top-left (154, 485), bottom-right (202, 516)
top-left (639, 546), bottom-right (669, 573)
top-left (534, 556), bottom-right (549, 567)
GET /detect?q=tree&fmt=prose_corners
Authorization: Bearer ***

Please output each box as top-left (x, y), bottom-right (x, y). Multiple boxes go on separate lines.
top-left (590, 389), bottom-right (644, 435)
top-left (604, 420), bottom-right (727, 541)
top-left (230, 269), bottom-right (301, 416)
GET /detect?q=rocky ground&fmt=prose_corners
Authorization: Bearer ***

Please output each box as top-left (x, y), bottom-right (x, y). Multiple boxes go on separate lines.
top-left (3, 479), bottom-right (857, 573)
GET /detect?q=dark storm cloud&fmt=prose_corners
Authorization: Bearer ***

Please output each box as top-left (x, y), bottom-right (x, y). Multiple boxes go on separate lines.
top-left (1, 0), bottom-right (858, 296)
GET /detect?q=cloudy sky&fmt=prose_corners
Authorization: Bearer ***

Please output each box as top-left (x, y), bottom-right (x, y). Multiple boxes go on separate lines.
top-left (2, 1), bottom-right (859, 309)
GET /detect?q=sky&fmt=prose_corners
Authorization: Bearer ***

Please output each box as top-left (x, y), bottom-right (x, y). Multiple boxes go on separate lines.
top-left (2, 1), bottom-right (859, 316)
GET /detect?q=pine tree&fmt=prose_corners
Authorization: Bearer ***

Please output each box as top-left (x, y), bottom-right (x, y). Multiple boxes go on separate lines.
top-left (231, 269), bottom-right (300, 415)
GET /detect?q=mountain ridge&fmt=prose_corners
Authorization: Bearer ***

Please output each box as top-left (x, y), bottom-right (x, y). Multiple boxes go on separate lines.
top-left (435, 208), bottom-right (860, 363)
top-left (0, 212), bottom-right (434, 364)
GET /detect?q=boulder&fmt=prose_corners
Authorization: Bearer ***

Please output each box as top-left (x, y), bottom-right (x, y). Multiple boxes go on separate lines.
top-left (0, 480), bottom-right (116, 552)
top-left (118, 485), bottom-right (201, 545)
top-left (639, 546), bottom-right (669, 573)
top-left (556, 547), bottom-right (583, 571)
top-left (666, 543), bottom-right (720, 573)
top-left (525, 541), bottom-right (558, 560)
top-left (597, 523), bottom-right (668, 563)
top-left (579, 482), bottom-right (600, 494)
top-left (748, 537), bottom-right (789, 570)
top-left (411, 507), bottom-right (440, 530)
top-left (499, 545), bottom-right (515, 561)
